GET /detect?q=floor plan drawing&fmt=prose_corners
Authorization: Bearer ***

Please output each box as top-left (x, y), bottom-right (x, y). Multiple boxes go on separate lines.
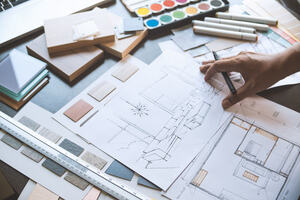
top-left (190, 117), bottom-right (300, 200)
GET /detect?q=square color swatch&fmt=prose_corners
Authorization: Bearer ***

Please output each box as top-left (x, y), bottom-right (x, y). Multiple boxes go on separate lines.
top-left (63, 99), bottom-right (93, 122)
top-left (59, 139), bottom-right (84, 156)
top-left (111, 64), bottom-right (139, 82)
top-left (1, 134), bottom-right (22, 150)
top-left (42, 159), bottom-right (66, 177)
top-left (64, 172), bottom-right (89, 190)
top-left (105, 160), bottom-right (134, 181)
top-left (88, 81), bottom-right (116, 102)
top-left (123, 17), bottom-right (144, 32)
top-left (18, 116), bottom-right (40, 131)
top-left (81, 151), bottom-right (107, 170)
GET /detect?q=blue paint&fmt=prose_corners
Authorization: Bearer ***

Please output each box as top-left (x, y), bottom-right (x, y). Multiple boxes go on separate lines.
top-left (146, 19), bottom-right (159, 28)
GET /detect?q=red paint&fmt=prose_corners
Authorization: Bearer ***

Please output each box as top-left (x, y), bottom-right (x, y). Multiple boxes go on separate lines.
top-left (198, 2), bottom-right (210, 10)
top-left (150, 3), bottom-right (163, 11)
top-left (163, 0), bottom-right (175, 8)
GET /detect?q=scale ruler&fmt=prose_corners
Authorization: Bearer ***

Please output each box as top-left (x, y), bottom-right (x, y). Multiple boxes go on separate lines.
top-left (0, 111), bottom-right (153, 200)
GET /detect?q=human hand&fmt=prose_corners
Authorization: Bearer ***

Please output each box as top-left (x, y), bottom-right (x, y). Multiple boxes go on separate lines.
top-left (200, 51), bottom-right (292, 109)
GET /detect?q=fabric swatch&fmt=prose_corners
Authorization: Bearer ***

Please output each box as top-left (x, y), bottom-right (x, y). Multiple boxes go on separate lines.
top-left (18, 116), bottom-right (40, 131)
top-left (38, 128), bottom-right (61, 143)
top-left (59, 139), bottom-right (84, 157)
top-left (27, 184), bottom-right (59, 200)
top-left (111, 64), bottom-right (139, 82)
top-left (64, 172), bottom-right (89, 190)
top-left (64, 99), bottom-right (93, 122)
top-left (105, 160), bottom-right (134, 181)
top-left (42, 159), bottom-right (66, 177)
top-left (21, 146), bottom-right (43, 163)
top-left (1, 134), bottom-right (22, 150)
top-left (137, 176), bottom-right (160, 190)
top-left (81, 151), bottom-right (107, 170)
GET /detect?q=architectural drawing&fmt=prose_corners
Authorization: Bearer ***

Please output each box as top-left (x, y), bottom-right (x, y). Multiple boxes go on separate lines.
top-left (190, 117), bottom-right (300, 200)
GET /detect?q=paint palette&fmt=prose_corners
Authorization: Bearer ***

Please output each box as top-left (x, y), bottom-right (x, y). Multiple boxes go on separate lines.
top-left (122, 0), bottom-right (229, 31)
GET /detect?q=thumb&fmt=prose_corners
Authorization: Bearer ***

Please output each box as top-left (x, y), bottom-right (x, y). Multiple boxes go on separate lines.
top-left (222, 85), bottom-right (251, 109)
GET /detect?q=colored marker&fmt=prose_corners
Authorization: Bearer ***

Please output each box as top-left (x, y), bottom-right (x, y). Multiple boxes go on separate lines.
top-left (216, 12), bottom-right (278, 26)
top-left (212, 51), bottom-right (237, 95)
top-left (205, 17), bottom-right (269, 32)
top-left (192, 20), bottom-right (255, 33)
top-left (193, 25), bottom-right (257, 41)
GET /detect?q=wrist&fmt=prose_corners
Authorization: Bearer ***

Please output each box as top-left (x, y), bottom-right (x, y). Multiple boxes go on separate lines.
top-left (277, 43), bottom-right (300, 77)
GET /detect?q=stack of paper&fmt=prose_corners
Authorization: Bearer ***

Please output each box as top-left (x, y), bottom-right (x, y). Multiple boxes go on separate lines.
top-left (0, 49), bottom-right (49, 110)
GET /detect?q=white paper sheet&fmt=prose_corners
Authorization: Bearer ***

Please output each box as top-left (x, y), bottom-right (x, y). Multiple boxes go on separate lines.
top-left (164, 95), bottom-right (300, 200)
top-left (53, 52), bottom-right (232, 191)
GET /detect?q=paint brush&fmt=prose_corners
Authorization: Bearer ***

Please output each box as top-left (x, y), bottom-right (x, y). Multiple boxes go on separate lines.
top-left (212, 51), bottom-right (237, 95)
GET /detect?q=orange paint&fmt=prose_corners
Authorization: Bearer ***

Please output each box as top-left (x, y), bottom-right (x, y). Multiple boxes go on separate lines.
top-left (150, 3), bottom-right (163, 12)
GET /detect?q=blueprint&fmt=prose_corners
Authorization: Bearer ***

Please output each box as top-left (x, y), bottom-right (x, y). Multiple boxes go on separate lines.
top-left (53, 52), bottom-right (232, 190)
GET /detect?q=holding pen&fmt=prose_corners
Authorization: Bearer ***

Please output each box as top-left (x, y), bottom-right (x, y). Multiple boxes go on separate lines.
top-left (212, 51), bottom-right (237, 95)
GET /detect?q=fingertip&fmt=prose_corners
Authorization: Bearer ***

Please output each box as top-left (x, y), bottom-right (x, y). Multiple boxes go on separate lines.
top-left (222, 99), bottom-right (232, 109)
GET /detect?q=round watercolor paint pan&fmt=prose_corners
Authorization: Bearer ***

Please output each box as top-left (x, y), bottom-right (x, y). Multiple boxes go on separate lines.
top-left (149, 3), bottom-right (164, 14)
top-left (135, 7), bottom-right (152, 18)
top-left (159, 13), bottom-right (174, 24)
top-left (162, 0), bottom-right (177, 10)
top-left (175, 0), bottom-right (189, 6)
top-left (144, 18), bottom-right (161, 29)
top-left (171, 10), bottom-right (186, 20)
top-left (197, 2), bottom-right (211, 12)
top-left (209, 0), bottom-right (224, 8)
top-left (184, 5), bottom-right (199, 16)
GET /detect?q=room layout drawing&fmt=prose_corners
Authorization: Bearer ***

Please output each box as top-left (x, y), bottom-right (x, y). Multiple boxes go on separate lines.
top-left (191, 117), bottom-right (300, 200)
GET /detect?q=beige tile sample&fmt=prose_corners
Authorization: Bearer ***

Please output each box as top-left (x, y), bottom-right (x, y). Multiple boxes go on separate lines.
top-left (27, 184), bottom-right (59, 200)
top-left (64, 99), bottom-right (93, 122)
top-left (111, 63), bottom-right (139, 82)
top-left (88, 81), bottom-right (116, 102)
top-left (83, 187), bottom-right (101, 200)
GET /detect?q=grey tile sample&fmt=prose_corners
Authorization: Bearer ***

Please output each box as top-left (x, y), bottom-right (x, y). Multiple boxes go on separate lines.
top-left (18, 116), bottom-right (40, 131)
top-left (64, 172), bottom-right (89, 190)
top-left (59, 139), bottom-right (84, 156)
top-left (1, 134), bottom-right (22, 150)
top-left (188, 45), bottom-right (210, 57)
top-left (171, 26), bottom-right (215, 51)
top-left (38, 128), bottom-right (61, 143)
top-left (21, 146), bottom-right (43, 163)
top-left (42, 159), bottom-right (66, 177)
top-left (81, 151), bottom-right (107, 170)
top-left (137, 176), bottom-right (160, 190)
top-left (105, 160), bottom-right (134, 181)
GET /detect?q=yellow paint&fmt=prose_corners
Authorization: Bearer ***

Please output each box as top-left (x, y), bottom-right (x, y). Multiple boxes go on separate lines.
top-left (136, 7), bottom-right (150, 16)
top-left (185, 6), bottom-right (198, 15)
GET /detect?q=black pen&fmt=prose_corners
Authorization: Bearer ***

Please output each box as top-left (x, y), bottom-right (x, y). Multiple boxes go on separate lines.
top-left (212, 51), bottom-right (237, 95)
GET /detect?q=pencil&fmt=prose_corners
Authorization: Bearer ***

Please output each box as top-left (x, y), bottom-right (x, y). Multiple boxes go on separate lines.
top-left (212, 51), bottom-right (237, 95)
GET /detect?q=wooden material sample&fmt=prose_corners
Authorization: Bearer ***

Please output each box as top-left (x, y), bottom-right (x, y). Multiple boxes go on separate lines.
top-left (44, 9), bottom-right (115, 55)
top-left (111, 63), bottom-right (139, 82)
top-left (27, 184), bottom-right (59, 200)
top-left (83, 187), bottom-right (101, 200)
top-left (0, 77), bottom-right (49, 110)
top-left (64, 172), bottom-right (89, 190)
top-left (0, 171), bottom-right (15, 199)
top-left (27, 34), bottom-right (104, 83)
top-left (88, 81), bottom-right (116, 102)
top-left (64, 99), bottom-right (93, 122)
top-left (96, 8), bottom-right (148, 58)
